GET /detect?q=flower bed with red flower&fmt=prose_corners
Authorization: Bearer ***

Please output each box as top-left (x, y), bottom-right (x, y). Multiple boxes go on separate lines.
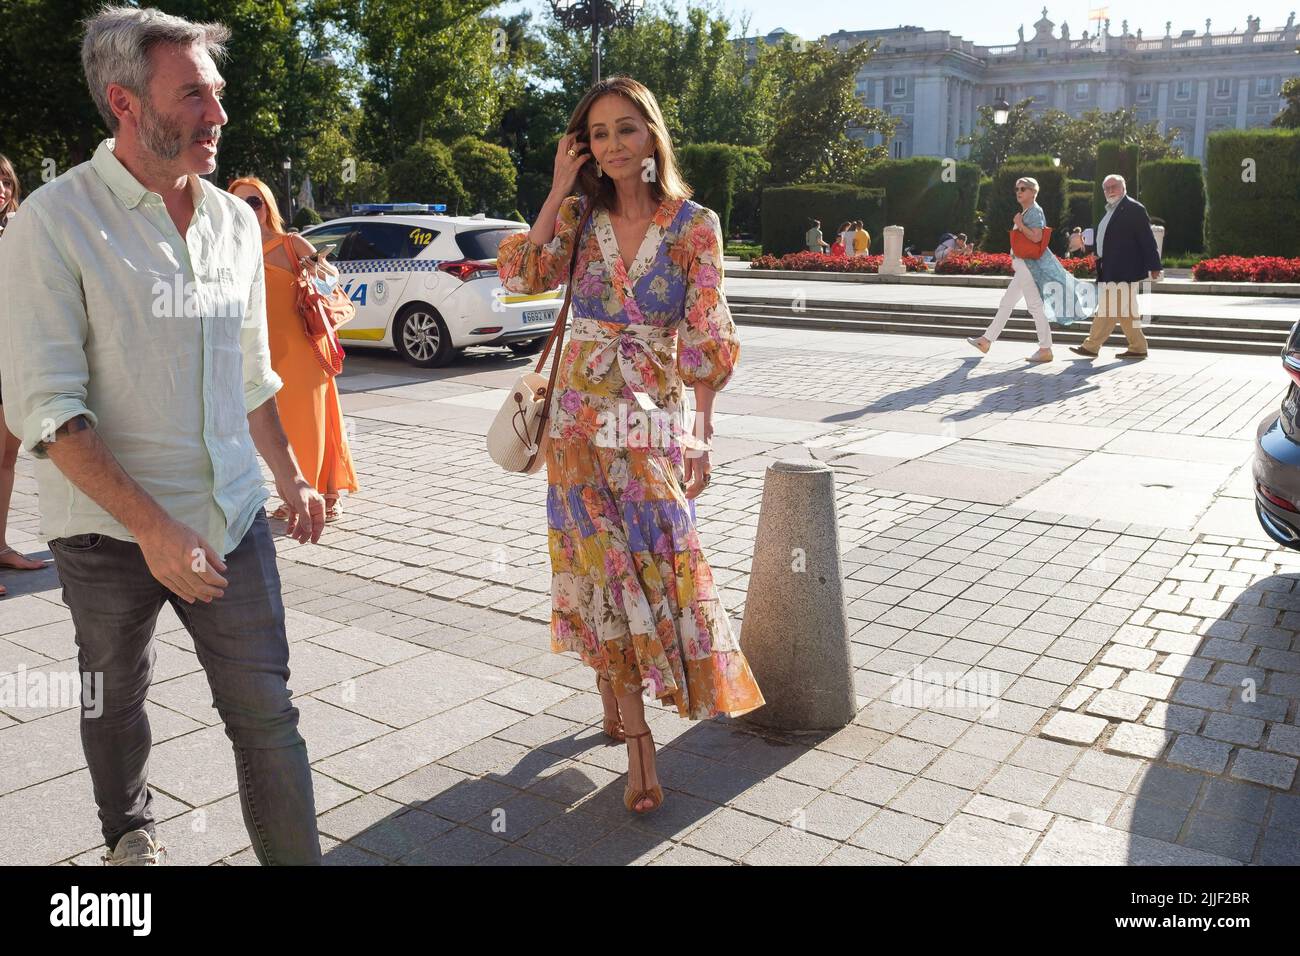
top-left (749, 251), bottom-right (929, 273)
top-left (934, 253), bottom-right (1098, 279)
top-left (1193, 256), bottom-right (1300, 283)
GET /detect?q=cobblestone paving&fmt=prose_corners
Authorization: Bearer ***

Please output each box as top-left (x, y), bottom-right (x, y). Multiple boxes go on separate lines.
top-left (2, 327), bottom-right (1296, 865)
top-left (728, 352), bottom-right (1279, 438)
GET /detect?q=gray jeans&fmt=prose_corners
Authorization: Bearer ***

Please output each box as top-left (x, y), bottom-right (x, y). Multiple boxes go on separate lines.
top-left (50, 509), bottom-right (321, 865)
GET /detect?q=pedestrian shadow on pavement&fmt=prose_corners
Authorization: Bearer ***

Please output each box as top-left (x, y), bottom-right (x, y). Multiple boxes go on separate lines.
top-left (820, 355), bottom-right (1124, 425)
top-left (1116, 575), bottom-right (1300, 865)
top-left (0, 549), bottom-right (59, 600)
top-left (319, 715), bottom-right (819, 865)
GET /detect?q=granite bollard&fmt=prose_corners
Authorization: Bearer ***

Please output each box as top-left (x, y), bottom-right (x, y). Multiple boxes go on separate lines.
top-left (879, 224), bottom-right (906, 276)
top-left (740, 459), bottom-right (855, 731)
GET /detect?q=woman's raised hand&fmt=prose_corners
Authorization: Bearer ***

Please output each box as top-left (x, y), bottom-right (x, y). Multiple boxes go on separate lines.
top-left (551, 132), bottom-right (591, 197)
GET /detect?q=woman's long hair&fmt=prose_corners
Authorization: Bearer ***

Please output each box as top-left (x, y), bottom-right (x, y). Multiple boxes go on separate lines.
top-left (226, 175), bottom-right (285, 233)
top-left (565, 75), bottom-right (691, 213)
top-left (0, 154), bottom-right (20, 220)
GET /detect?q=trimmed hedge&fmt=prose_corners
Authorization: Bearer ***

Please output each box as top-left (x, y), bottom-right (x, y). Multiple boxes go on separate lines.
top-left (678, 143), bottom-right (768, 237)
top-left (1093, 141), bottom-right (1140, 222)
top-left (980, 162), bottom-right (1068, 255)
top-left (1138, 158), bottom-right (1205, 255)
top-left (292, 206), bottom-right (323, 230)
top-left (859, 158), bottom-right (981, 251)
top-left (1067, 192), bottom-right (1092, 232)
top-left (761, 184), bottom-right (886, 256)
top-left (1205, 129), bottom-right (1300, 257)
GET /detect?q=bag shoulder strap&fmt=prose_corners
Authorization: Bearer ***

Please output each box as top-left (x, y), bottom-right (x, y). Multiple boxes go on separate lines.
top-left (526, 197), bottom-right (595, 460)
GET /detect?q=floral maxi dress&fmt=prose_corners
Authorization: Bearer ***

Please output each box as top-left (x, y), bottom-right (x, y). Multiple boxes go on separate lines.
top-left (496, 195), bottom-right (765, 720)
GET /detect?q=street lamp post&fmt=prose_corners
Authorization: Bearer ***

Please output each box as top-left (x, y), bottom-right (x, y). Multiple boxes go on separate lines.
top-left (991, 98), bottom-right (1011, 171)
top-left (283, 158), bottom-right (293, 223)
top-left (548, 0), bottom-right (645, 85)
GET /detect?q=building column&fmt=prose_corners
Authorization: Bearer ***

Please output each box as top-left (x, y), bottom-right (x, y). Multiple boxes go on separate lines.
top-left (1192, 78), bottom-right (1209, 158)
top-left (946, 78), bottom-right (960, 157)
top-left (874, 78), bottom-right (886, 148)
top-left (1235, 80), bottom-right (1248, 128)
top-left (1155, 80), bottom-right (1169, 133)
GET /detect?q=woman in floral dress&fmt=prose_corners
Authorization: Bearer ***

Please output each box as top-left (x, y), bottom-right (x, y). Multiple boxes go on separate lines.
top-left (497, 76), bottom-right (764, 814)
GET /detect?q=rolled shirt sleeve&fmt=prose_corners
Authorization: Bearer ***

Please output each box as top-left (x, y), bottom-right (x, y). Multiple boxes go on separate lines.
top-left (0, 201), bottom-right (99, 457)
top-left (240, 243), bottom-right (283, 413)
top-left (677, 206), bottom-right (740, 391)
top-left (497, 195), bottom-right (583, 295)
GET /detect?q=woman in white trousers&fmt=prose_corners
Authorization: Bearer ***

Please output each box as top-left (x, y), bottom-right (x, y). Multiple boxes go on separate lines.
top-left (968, 177), bottom-right (1060, 363)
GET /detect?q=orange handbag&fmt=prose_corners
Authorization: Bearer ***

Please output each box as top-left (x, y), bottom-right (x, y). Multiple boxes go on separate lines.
top-left (1010, 224), bottom-right (1052, 260)
top-left (287, 236), bottom-right (353, 377)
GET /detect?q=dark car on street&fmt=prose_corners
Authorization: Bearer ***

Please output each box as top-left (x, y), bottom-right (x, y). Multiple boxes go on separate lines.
top-left (1254, 320), bottom-right (1300, 548)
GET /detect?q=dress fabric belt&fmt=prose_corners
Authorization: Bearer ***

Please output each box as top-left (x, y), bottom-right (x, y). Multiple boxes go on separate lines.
top-left (566, 317), bottom-right (678, 394)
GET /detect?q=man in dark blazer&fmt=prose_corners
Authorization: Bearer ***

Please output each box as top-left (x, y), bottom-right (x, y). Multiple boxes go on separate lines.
top-left (1070, 174), bottom-right (1163, 360)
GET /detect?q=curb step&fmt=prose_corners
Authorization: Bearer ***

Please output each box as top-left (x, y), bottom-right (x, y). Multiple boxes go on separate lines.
top-left (730, 309), bottom-right (1282, 355)
top-left (729, 297), bottom-right (1288, 356)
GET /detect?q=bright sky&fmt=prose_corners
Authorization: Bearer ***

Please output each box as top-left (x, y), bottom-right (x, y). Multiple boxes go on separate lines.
top-left (498, 1), bottom-right (1299, 46)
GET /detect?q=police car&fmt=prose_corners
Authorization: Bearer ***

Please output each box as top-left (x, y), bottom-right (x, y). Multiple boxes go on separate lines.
top-left (299, 203), bottom-right (563, 368)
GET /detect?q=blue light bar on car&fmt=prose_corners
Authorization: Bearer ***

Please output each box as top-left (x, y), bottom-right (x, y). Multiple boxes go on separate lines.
top-left (351, 203), bottom-right (449, 214)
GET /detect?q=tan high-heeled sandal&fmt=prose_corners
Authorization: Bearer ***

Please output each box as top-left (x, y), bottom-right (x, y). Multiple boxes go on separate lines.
top-left (596, 675), bottom-right (625, 742)
top-left (623, 729), bottom-right (663, 814)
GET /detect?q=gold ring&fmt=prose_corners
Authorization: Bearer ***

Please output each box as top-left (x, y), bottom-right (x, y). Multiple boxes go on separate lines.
top-left (567, 148), bottom-right (577, 157)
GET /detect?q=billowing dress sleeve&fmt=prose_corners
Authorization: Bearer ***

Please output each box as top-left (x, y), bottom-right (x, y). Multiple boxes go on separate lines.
top-left (676, 206), bottom-right (740, 391)
top-left (496, 194), bottom-right (584, 295)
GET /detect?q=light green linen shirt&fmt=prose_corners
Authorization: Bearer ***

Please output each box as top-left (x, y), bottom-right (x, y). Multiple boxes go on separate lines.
top-left (0, 139), bottom-right (282, 557)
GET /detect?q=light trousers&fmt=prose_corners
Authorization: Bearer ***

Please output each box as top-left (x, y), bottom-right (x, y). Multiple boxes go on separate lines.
top-left (981, 258), bottom-right (1053, 349)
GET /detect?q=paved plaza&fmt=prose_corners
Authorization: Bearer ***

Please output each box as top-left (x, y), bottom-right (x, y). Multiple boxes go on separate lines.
top-left (2, 323), bottom-right (1299, 865)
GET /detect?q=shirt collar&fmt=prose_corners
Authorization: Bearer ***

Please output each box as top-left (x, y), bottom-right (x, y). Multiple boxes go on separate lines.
top-left (92, 138), bottom-right (207, 213)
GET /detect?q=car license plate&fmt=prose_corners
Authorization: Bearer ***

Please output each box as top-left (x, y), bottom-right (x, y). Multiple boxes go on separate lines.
top-left (522, 309), bottom-right (555, 325)
top-left (1285, 387), bottom-right (1298, 424)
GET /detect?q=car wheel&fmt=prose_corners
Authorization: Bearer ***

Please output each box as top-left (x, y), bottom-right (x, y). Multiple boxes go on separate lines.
top-left (507, 338), bottom-right (545, 356)
top-left (394, 305), bottom-right (454, 368)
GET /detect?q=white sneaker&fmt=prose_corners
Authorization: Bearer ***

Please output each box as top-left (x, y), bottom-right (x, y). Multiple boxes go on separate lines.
top-left (102, 829), bottom-right (166, 866)
top-left (966, 336), bottom-right (990, 355)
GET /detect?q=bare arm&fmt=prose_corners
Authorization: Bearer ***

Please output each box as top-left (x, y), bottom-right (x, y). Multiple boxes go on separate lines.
top-left (247, 398), bottom-right (323, 544)
top-left (45, 420), bottom-right (170, 540)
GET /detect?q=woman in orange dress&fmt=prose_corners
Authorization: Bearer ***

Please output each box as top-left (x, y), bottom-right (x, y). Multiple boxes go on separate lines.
top-left (228, 177), bottom-right (358, 520)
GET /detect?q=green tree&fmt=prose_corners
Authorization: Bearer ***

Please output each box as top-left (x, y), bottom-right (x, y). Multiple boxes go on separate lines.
top-left (451, 135), bottom-right (517, 216)
top-left (0, 0), bottom-right (114, 182)
top-left (387, 138), bottom-right (469, 211)
top-left (352, 0), bottom-right (502, 163)
top-left (762, 38), bottom-right (894, 184)
top-left (960, 101), bottom-right (1180, 178)
top-left (1275, 76), bottom-right (1300, 128)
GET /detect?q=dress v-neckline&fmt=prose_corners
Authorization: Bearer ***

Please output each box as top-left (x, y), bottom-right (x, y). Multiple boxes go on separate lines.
top-left (596, 199), bottom-right (673, 287)
top-left (262, 234), bottom-right (295, 275)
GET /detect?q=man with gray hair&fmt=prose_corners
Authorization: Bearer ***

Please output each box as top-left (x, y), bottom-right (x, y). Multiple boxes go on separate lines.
top-left (1071, 173), bottom-right (1164, 360)
top-left (0, 6), bottom-right (324, 864)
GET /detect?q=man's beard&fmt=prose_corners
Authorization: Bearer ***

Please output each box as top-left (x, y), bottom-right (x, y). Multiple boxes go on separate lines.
top-left (138, 97), bottom-right (185, 160)
top-left (138, 96), bottom-right (217, 163)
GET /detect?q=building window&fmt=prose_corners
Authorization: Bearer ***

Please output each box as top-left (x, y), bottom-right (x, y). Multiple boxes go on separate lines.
top-left (1256, 77), bottom-right (1272, 96)
top-left (1074, 82), bottom-right (1089, 100)
top-left (1137, 82), bottom-right (1152, 100)
top-left (1175, 80), bottom-right (1191, 99)
top-left (893, 77), bottom-right (907, 96)
top-left (1215, 78), bottom-right (1231, 97)
top-left (892, 140), bottom-right (904, 158)
top-left (994, 85), bottom-right (1007, 101)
